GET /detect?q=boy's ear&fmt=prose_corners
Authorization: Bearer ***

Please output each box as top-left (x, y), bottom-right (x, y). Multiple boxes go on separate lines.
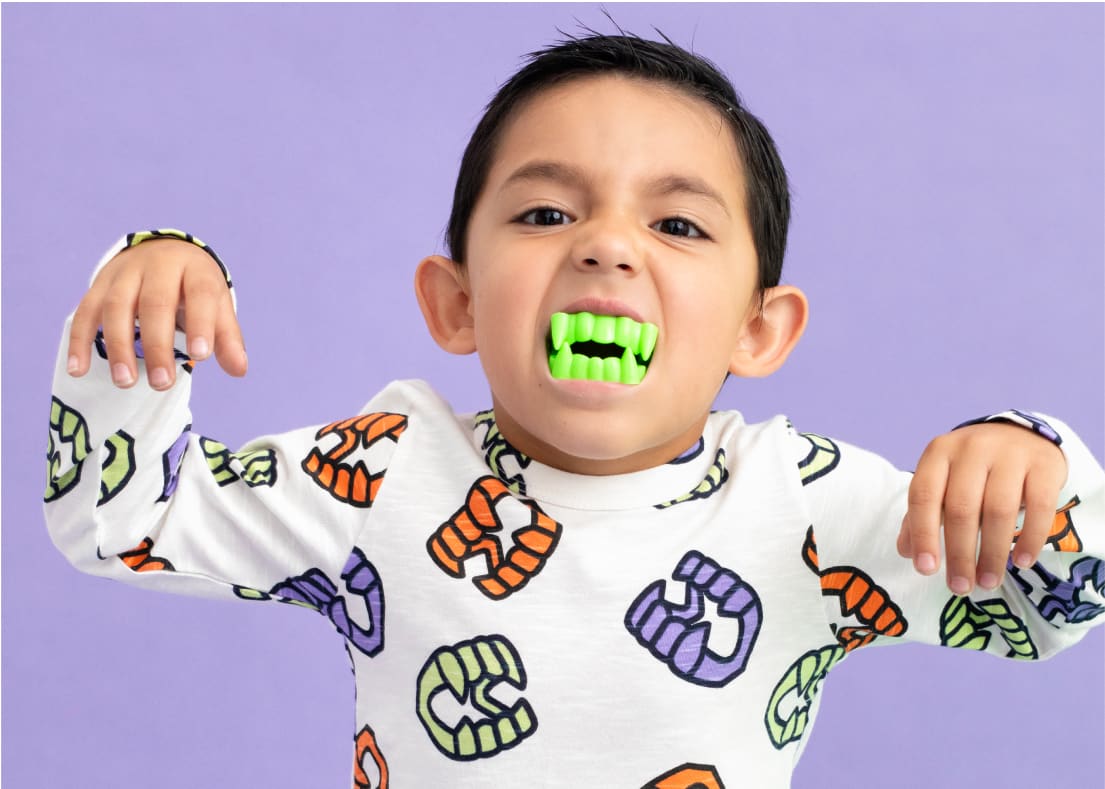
top-left (728, 285), bottom-right (809, 378)
top-left (414, 255), bottom-right (477, 355)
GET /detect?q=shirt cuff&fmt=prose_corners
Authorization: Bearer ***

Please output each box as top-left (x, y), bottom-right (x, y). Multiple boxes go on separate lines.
top-left (953, 410), bottom-right (1062, 447)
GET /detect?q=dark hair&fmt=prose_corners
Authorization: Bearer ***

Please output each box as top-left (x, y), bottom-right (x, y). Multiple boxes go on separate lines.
top-left (445, 32), bottom-right (791, 291)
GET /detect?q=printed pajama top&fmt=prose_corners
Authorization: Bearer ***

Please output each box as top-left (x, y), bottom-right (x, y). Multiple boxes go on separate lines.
top-left (44, 232), bottom-right (1105, 788)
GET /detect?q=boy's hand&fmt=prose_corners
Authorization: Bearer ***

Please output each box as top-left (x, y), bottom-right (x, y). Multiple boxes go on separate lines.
top-left (897, 423), bottom-right (1067, 594)
top-left (67, 238), bottom-right (247, 390)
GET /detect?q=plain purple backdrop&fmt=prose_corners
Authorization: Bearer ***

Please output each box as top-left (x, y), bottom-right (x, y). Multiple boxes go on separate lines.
top-left (3, 4), bottom-right (1103, 788)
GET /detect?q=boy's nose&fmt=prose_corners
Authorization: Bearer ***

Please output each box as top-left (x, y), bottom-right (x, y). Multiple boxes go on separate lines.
top-left (580, 256), bottom-right (634, 272)
top-left (570, 216), bottom-right (641, 275)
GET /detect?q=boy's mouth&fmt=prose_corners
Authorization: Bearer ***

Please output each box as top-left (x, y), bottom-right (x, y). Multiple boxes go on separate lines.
top-left (546, 311), bottom-right (658, 384)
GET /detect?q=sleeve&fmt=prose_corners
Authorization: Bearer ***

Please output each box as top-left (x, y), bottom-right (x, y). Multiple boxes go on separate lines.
top-left (791, 415), bottom-right (1105, 662)
top-left (43, 231), bottom-right (409, 609)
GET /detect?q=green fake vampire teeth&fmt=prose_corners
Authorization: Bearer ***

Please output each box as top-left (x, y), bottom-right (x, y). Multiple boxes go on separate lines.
top-left (547, 311), bottom-right (658, 384)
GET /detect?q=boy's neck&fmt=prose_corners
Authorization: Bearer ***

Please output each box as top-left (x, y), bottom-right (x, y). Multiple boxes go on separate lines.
top-left (490, 402), bottom-right (710, 476)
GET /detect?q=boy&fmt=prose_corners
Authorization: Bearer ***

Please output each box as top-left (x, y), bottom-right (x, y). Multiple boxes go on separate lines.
top-left (45, 33), bottom-right (1103, 787)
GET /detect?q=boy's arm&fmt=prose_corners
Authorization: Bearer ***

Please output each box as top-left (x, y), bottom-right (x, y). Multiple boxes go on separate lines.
top-left (795, 415), bottom-right (1105, 660)
top-left (44, 232), bottom-right (405, 605)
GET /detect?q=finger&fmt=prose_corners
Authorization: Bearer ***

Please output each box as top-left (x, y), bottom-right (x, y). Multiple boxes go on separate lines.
top-left (905, 449), bottom-right (949, 575)
top-left (100, 266), bottom-right (144, 388)
top-left (180, 263), bottom-right (224, 362)
top-left (896, 513), bottom-right (914, 558)
top-left (975, 464), bottom-right (1024, 589)
top-left (212, 294), bottom-right (248, 377)
top-left (137, 266), bottom-right (186, 390)
top-left (68, 289), bottom-right (108, 377)
top-left (942, 458), bottom-right (989, 595)
top-left (1012, 462), bottom-right (1066, 569)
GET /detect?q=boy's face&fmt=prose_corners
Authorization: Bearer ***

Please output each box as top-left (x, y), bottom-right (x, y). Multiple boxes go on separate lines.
top-left (434, 76), bottom-right (794, 475)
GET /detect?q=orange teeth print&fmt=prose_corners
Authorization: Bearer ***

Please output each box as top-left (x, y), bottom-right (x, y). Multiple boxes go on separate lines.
top-left (301, 412), bottom-right (407, 507)
top-left (427, 476), bottom-right (561, 600)
top-left (642, 763), bottom-right (726, 788)
top-left (117, 537), bottom-right (175, 573)
top-left (818, 566), bottom-right (906, 651)
top-left (1012, 496), bottom-right (1082, 553)
top-left (802, 527), bottom-right (907, 651)
top-left (353, 724), bottom-right (388, 789)
top-left (801, 526), bottom-right (821, 573)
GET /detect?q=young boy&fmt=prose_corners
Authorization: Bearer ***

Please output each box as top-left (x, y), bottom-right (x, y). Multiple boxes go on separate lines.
top-left (45, 34), bottom-right (1103, 787)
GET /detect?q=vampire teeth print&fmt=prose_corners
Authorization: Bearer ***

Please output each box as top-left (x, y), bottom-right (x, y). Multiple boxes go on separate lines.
top-left (1009, 556), bottom-right (1105, 626)
top-left (427, 476), bottom-right (562, 600)
top-left (939, 595), bottom-right (1037, 659)
top-left (45, 396), bottom-right (92, 502)
top-left (416, 634), bottom-right (537, 761)
top-left (232, 548), bottom-right (386, 659)
top-left (642, 762), bottom-right (726, 789)
top-left (302, 412), bottom-right (407, 507)
top-left (764, 644), bottom-right (845, 749)
top-left (46, 395), bottom-right (138, 507)
top-left (353, 724), bottom-right (388, 789)
top-left (625, 550), bottom-right (762, 687)
top-left (547, 311), bottom-right (658, 384)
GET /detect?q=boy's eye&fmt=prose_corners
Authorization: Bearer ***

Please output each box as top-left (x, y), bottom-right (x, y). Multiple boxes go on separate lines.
top-left (653, 217), bottom-right (706, 239)
top-left (517, 208), bottom-right (572, 226)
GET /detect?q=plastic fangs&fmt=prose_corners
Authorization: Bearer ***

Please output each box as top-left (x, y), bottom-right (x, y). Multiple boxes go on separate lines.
top-left (547, 311), bottom-right (658, 384)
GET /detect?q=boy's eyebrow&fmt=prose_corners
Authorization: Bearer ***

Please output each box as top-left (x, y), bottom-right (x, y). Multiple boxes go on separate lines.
top-left (500, 160), bottom-right (731, 217)
top-left (500, 160), bottom-right (590, 192)
top-left (648, 174), bottom-right (732, 218)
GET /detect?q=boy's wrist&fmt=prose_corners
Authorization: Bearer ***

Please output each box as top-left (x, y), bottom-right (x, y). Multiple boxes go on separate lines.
top-left (953, 409), bottom-right (1062, 447)
top-left (122, 230), bottom-right (230, 284)
top-left (89, 228), bottom-right (236, 313)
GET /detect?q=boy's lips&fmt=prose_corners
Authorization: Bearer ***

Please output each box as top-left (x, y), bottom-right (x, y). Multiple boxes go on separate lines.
top-left (546, 310), bottom-right (658, 385)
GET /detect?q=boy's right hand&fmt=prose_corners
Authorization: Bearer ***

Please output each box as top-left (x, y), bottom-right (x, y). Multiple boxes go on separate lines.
top-left (67, 238), bottom-right (247, 390)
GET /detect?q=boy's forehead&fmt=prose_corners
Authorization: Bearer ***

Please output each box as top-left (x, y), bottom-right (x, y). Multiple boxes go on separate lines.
top-left (489, 75), bottom-right (747, 193)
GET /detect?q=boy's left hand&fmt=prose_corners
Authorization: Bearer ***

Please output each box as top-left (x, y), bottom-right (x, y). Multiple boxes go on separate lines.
top-left (897, 422), bottom-right (1067, 595)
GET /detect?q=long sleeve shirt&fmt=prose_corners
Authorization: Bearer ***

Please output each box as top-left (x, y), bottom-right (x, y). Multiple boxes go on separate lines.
top-left (44, 232), bottom-right (1105, 788)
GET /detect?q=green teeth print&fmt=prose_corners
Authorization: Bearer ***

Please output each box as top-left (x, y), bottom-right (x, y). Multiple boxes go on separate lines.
top-left (98, 431), bottom-right (136, 506)
top-left (200, 438), bottom-right (277, 488)
top-left (764, 643), bottom-right (846, 748)
top-left (201, 438), bottom-right (239, 486)
top-left (547, 311), bottom-right (658, 384)
top-left (45, 398), bottom-right (136, 505)
top-left (654, 449), bottom-right (730, 509)
top-left (236, 448), bottom-right (278, 487)
top-left (45, 397), bottom-right (92, 502)
top-left (416, 635), bottom-right (536, 761)
top-left (939, 595), bottom-right (1038, 660)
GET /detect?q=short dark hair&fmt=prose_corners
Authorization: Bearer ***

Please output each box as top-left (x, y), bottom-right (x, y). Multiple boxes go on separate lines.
top-left (445, 32), bottom-right (791, 291)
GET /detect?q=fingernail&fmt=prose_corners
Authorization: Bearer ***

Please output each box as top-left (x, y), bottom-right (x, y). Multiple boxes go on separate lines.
top-left (978, 572), bottom-right (999, 590)
top-left (149, 367), bottom-right (170, 389)
top-left (112, 364), bottom-right (134, 386)
top-left (189, 337), bottom-right (209, 359)
top-left (915, 553), bottom-right (937, 574)
top-left (1014, 552), bottom-right (1034, 569)
top-left (67, 356), bottom-right (80, 374)
top-left (949, 576), bottom-right (971, 595)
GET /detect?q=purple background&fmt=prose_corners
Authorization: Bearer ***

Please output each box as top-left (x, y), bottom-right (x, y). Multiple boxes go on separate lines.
top-left (3, 4), bottom-right (1103, 787)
